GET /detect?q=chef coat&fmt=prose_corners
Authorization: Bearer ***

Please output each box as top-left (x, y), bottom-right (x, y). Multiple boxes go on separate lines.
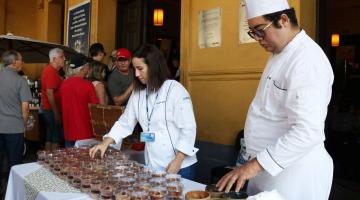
top-left (245, 30), bottom-right (334, 200)
top-left (105, 80), bottom-right (198, 170)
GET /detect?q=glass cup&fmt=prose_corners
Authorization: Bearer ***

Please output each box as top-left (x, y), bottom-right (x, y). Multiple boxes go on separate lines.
top-left (37, 150), bottom-right (48, 164)
top-left (130, 191), bottom-right (149, 200)
top-left (149, 177), bottom-right (166, 187)
top-left (100, 183), bottom-right (115, 199)
top-left (115, 188), bottom-right (131, 200)
top-left (165, 174), bottom-right (181, 183)
top-left (135, 173), bottom-right (151, 182)
top-left (149, 186), bottom-right (168, 200)
top-left (90, 179), bottom-right (102, 199)
top-left (133, 182), bottom-right (151, 192)
top-left (152, 170), bottom-right (166, 178)
top-left (119, 177), bottom-right (135, 189)
top-left (72, 170), bottom-right (83, 189)
top-left (81, 173), bottom-right (95, 193)
top-left (166, 182), bottom-right (183, 198)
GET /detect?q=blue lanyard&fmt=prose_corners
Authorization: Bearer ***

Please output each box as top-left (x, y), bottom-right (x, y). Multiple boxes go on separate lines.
top-left (146, 89), bottom-right (160, 132)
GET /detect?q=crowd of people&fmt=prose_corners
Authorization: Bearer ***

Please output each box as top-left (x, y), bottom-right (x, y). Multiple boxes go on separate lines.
top-left (0, 0), bottom-right (336, 199)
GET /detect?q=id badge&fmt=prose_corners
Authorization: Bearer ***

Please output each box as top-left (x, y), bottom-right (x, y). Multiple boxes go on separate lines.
top-left (140, 132), bottom-right (155, 142)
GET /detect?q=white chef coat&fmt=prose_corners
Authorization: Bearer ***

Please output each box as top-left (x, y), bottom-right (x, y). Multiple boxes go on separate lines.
top-left (245, 30), bottom-right (334, 200)
top-left (104, 80), bottom-right (198, 170)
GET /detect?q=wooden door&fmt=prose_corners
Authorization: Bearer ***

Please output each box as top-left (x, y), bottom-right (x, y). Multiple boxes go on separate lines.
top-left (116, 0), bottom-right (146, 51)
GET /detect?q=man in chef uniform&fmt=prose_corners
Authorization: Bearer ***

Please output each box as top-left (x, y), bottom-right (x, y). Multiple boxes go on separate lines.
top-left (217, 0), bottom-right (334, 199)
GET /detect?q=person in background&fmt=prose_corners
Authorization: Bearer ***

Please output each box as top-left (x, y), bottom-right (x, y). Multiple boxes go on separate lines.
top-left (90, 44), bottom-right (198, 180)
top-left (0, 50), bottom-right (32, 190)
top-left (41, 48), bottom-right (65, 151)
top-left (104, 50), bottom-right (117, 82)
top-left (86, 60), bottom-right (108, 105)
top-left (107, 48), bottom-right (134, 106)
top-left (216, 0), bottom-right (334, 199)
top-left (89, 43), bottom-right (106, 62)
top-left (60, 54), bottom-right (99, 148)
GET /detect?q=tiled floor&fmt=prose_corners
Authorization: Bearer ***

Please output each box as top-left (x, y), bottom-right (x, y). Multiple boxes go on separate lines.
top-left (1, 141), bottom-right (359, 200)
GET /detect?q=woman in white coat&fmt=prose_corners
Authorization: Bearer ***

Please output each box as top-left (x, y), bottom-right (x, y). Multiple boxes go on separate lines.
top-left (89, 44), bottom-right (198, 180)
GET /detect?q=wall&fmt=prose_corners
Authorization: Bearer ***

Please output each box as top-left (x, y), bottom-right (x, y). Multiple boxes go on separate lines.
top-left (48, 3), bottom-right (63, 44)
top-left (0, 0), bottom-right (63, 80)
top-left (65, 0), bottom-right (117, 61)
top-left (300, 0), bottom-right (316, 40)
top-left (5, 0), bottom-right (37, 38)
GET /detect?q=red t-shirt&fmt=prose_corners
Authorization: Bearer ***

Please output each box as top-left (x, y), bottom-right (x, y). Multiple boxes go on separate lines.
top-left (41, 65), bottom-right (63, 111)
top-left (60, 77), bottom-right (99, 141)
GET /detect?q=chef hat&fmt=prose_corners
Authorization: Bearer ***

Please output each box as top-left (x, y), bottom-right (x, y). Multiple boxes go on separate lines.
top-left (245, 0), bottom-right (290, 19)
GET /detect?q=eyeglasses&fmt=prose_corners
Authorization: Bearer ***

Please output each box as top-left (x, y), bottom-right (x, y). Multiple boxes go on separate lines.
top-left (247, 21), bottom-right (273, 39)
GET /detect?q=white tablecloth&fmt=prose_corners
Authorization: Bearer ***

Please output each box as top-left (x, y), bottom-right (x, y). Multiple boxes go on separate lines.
top-left (5, 162), bottom-right (206, 200)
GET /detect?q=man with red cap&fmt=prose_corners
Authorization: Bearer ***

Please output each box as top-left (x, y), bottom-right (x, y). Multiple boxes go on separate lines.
top-left (107, 48), bottom-right (134, 106)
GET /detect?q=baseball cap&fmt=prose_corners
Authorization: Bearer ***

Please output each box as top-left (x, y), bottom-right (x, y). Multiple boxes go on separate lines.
top-left (116, 48), bottom-right (132, 60)
top-left (69, 54), bottom-right (89, 69)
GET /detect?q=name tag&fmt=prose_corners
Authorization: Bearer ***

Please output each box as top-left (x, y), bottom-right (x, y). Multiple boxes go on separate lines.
top-left (140, 132), bottom-right (155, 142)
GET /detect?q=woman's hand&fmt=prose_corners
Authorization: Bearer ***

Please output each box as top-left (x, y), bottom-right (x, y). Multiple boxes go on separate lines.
top-left (166, 152), bottom-right (186, 174)
top-left (89, 137), bottom-right (115, 158)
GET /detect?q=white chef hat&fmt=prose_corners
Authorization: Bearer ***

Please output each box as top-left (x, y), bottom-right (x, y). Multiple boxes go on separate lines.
top-left (245, 0), bottom-right (290, 19)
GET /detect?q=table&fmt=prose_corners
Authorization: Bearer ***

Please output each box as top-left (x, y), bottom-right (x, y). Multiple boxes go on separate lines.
top-left (5, 162), bottom-right (206, 200)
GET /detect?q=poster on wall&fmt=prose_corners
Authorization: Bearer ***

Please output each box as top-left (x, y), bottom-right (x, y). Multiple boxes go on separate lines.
top-left (198, 7), bottom-right (222, 49)
top-left (239, 0), bottom-right (255, 44)
top-left (67, 0), bottom-right (90, 54)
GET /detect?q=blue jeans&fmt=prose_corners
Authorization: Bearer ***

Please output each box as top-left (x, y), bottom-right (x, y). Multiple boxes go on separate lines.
top-left (179, 163), bottom-right (196, 181)
top-left (42, 110), bottom-right (64, 143)
top-left (0, 133), bottom-right (24, 189)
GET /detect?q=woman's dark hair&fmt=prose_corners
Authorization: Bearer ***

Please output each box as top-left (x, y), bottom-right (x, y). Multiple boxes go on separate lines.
top-left (133, 44), bottom-right (170, 92)
top-left (87, 60), bottom-right (106, 82)
top-left (264, 8), bottom-right (298, 29)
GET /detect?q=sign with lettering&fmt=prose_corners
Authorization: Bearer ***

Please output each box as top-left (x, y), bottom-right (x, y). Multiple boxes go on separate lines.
top-left (67, 0), bottom-right (90, 54)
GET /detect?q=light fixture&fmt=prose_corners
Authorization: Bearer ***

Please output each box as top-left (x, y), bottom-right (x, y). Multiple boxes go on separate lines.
top-left (331, 34), bottom-right (340, 47)
top-left (153, 9), bottom-right (164, 26)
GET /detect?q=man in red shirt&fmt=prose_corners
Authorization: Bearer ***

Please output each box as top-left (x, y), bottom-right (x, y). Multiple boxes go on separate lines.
top-left (60, 54), bottom-right (99, 148)
top-left (41, 48), bottom-right (65, 151)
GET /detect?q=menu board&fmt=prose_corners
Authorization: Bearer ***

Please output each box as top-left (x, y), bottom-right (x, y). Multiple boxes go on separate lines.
top-left (198, 7), bottom-right (222, 49)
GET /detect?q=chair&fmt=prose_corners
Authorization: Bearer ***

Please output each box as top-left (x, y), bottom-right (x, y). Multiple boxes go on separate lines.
top-left (88, 104), bottom-right (124, 138)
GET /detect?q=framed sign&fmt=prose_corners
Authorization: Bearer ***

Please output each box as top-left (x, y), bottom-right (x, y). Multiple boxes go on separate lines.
top-left (67, 0), bottom-right (91, 54)
top-left (198, 7), bottom-right (222, 49)
top-left (239, 0), bottom-right (255, 44)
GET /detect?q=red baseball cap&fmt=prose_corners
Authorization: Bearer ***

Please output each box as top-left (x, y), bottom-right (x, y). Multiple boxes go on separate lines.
top-left (116, 48), bottom-right (132, 60)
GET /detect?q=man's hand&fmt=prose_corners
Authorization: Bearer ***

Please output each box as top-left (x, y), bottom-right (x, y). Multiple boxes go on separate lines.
top-left (216, 158), bottom-right (263, 192)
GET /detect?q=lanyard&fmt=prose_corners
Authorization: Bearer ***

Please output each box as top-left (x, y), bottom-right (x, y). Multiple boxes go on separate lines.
top-left (146, 89), bottom-right (160, 132)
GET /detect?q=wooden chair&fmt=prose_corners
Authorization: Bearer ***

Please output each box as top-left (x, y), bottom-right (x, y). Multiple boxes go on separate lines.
top-left (88, 104), bottom-right (124, 139)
